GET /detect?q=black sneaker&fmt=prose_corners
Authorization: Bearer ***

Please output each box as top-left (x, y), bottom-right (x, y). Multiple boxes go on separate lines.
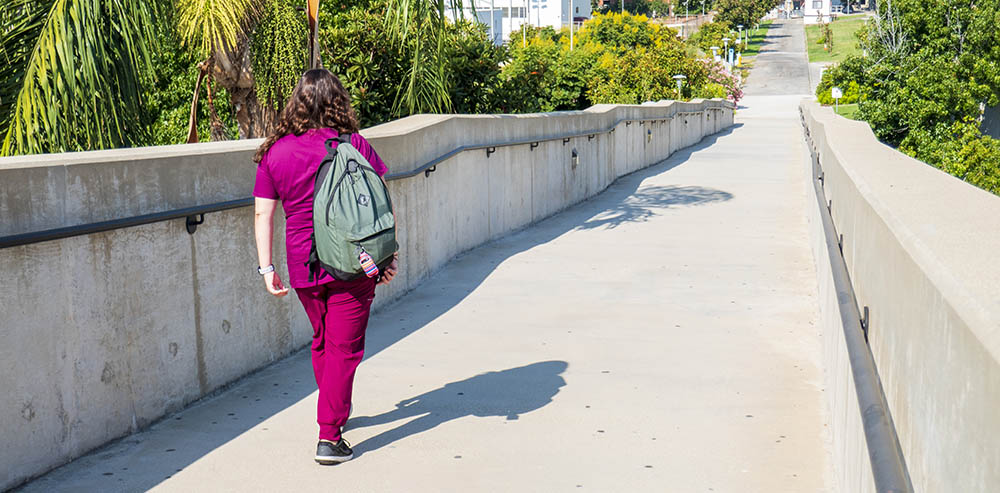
top-left (315, 439), bottom-right (353, 465)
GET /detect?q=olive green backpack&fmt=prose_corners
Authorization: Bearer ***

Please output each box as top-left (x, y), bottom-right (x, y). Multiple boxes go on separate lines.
top-left (307, 134), bottom-right (397, 281)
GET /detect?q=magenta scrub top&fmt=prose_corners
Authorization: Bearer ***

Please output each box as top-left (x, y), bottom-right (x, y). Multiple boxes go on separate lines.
top-left (253, 129), bottom-right (388, 288)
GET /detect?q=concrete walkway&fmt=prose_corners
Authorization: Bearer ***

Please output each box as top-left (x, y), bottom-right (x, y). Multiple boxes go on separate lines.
top-left (18, 22), bottom-right (833, 493)
top-left (744, 19), bottom-right (812, 97)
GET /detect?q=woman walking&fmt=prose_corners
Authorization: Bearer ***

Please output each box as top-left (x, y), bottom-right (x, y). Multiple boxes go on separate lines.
top-left (252, 69), bottom-right (398, 464)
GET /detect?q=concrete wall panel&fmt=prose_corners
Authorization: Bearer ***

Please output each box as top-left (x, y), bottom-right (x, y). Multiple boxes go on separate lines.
top-left (805, 137), bottom-right (875, 493)
top-left (802, 101), bottom-right (1000, 491)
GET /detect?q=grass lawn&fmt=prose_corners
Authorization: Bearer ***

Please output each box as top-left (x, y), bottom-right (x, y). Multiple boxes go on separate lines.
top-left (740, 20), bottom-right (773, 57)
top-left (826, 103), bottom-right (860, 120)
top-left (804, 15), bottom-right (867, 63)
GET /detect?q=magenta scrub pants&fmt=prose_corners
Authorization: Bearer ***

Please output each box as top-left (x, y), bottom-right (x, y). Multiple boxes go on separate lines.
top-left (295, 277), bottom-right (376, 442)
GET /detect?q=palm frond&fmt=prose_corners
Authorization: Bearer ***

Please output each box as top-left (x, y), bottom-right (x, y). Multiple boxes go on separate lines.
top-left (0, 0), bottom-right (53, 133)
top-left (174, 0), bottom-right (260, 58)
top-left (383, 0), bottom-right (461, 116)
top-left (1, 0), bottom-right (158, 156)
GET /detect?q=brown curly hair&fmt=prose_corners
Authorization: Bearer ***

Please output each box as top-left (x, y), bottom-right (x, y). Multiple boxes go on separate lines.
top-left (254, 69), bottom-right (360, 163)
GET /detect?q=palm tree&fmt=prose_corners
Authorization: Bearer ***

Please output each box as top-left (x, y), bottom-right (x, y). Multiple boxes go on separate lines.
top-left (383, 0), bottom-right (464, 116)
top-left (1, 0), bottom-right (471, 156)
top-left (1, 0), bottom-right (157, 156)
top-left (1, 0), bottom-right (305, 155)
top-left (175, 0), bottom-right (305, 141)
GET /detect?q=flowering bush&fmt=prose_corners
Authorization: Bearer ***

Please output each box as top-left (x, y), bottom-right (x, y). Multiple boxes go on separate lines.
top-left (696, 59), bottom-right (743, 104)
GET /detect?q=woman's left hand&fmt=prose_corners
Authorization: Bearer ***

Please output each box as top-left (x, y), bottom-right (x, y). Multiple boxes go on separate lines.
top-left (378, 253), bottom-right (400, 285)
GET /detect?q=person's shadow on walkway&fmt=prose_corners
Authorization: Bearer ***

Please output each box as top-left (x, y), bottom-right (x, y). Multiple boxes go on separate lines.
top-left (345, 361), bottom-right (568, 456)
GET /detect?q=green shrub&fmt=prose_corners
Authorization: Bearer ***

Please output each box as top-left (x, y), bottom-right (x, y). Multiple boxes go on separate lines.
top-left (688, 21), bottom-right (733, 54)
top-left (143, 19), bottom-right (238, 145)
top-left (900, 120), bottom-right (1000, 195)
top-left (319, 2), bottom-right (507, 126)
top-left (502, 13), bottom-right (724, 110)
top-left (817, 80), bottom-right (860, 104)
top-left (815, 57), bottom-right (866, 105)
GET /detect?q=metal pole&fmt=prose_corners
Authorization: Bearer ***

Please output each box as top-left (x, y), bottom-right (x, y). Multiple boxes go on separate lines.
top-left (570, 19), bottom-right (574, 50)
top-left (491, 0), bottom-right (496, 43)
top-left (509, 0), bottom-right (513, 41)
top-left (307, 0), bottom-right (321, 69)
top-left (523, 0), bottom-right (527, 47)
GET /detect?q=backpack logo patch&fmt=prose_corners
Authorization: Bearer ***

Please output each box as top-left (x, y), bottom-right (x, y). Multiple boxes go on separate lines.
top-left (357, 194), bottom-right (370, 206)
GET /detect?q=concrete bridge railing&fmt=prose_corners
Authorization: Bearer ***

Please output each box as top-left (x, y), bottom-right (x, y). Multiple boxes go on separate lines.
top-left (801, 101), bottom-right (1000, 492)
top-left (0, 99), bottom-right (734, 490)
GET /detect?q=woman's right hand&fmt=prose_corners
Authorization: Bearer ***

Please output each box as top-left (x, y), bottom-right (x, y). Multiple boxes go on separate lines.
top-left (264, 271), bottom-right (290, 297)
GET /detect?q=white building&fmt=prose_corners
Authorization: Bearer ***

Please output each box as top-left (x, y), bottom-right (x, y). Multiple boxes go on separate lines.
top-left (449, 0), bottom-right (592, 43)
top-left (803, 0), bottom-right (832, 24)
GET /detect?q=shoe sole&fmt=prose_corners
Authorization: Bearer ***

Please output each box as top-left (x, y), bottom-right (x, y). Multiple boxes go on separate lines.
top-left (315, 454), bottom-right (353, 465)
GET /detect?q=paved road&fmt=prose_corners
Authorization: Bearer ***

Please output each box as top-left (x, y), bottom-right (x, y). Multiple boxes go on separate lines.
top-left (19, 21), bottom-right (832, 493)
top-left (744, 19), bottom-right (812, 96)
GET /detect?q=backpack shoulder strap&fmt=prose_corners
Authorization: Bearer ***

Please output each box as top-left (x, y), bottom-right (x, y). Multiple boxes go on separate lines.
top-left (336, 132), bottom-right (353, 145)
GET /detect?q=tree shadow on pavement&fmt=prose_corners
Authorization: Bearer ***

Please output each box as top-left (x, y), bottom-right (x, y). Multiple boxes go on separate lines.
top-left (345, 361), bottom-right (568, 456)
top-left (577, 185), bottom-right (733, 230)
top-left (363, 124), bottom-right (740, 360)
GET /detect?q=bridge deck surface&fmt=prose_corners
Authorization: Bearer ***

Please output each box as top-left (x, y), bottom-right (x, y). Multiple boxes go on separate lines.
top-left (19, 20), bottom-right (833, 493)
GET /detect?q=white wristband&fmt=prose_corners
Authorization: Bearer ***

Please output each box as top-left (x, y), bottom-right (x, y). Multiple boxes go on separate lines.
top-left (257, 264), bottom-right (275, 275)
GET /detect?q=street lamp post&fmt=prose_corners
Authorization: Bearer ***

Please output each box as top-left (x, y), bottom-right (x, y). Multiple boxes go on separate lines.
top-left (710, 46), bottom-right (719, 60)
top-left (672, 74), bottom-right (687, 99)
top-left (737, 24), bottom-right (743, 47)
top-left (307, 0), bottom-right (321, 69)
top-left (722, 37), bottom-right (730, 66)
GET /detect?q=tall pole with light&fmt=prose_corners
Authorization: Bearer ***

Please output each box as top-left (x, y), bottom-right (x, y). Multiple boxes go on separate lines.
top-left (491, 0), bottom-right (496, 43)
top-left (307, 0), bottom-right (321, 69)
top-left (672, 74), bottom-right (687, 99)
top-left (524, 0), bottom-right (529, 46)
top-left (509, 0), bottom-right (514, 41)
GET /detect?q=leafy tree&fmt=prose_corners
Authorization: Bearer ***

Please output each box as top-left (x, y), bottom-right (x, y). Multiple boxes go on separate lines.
top-left (901, 119), bottom-right (1000, 194)
top-left (714, 0), bottom-right (779, 30)
top-left (144, 14), bottom-right (239, 145)
top-left (498, 34), bottom-right (563, 112)
top-left (583, 11), bottom-right (663, 52)
top-left (501, 13), bottom-right (731, 110)
top-left (688, 20), bottom-right (733, 53)
top-left (444, 21), bottom-right (508, 114)
top-left (381, 0), bottom-right (468, 116)
top-left (174, 0), bottom-right (307, 141)
top-left (0, 0), bottom-right (306, 154)
top-left (252, 0), bottom-right (308, 112)
top-left (589, 40), bottom-right (710, 103)
top-left (823, 0), bottom-right (1000, 194)
top-left (632, 0), bottom-right (675, 17)
top-left (1, 0), bottom-right (157, 155)
top-left (320, 2), bottom-right (507, 125)
top-left (815, 59), bottom-right (864, 104)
